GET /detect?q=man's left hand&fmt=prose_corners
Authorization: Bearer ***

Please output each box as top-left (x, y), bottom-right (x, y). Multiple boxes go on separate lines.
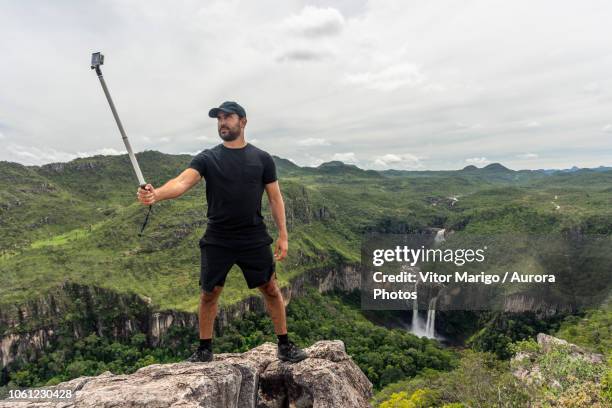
top-left (274, 236), bottom-right (288, 261)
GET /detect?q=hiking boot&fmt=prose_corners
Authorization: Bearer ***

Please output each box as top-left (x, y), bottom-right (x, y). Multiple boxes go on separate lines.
top-left (277, 340), bottom-right (308, 363)
top-left (186, 347), bottom-right (213, 363)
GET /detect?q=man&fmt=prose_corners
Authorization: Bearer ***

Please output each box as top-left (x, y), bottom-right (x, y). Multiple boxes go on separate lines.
top-left (136, 101), bottom-right (307, 363)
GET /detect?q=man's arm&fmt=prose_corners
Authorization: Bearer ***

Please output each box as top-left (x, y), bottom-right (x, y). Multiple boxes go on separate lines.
top-left (137, 168), bottom-right (202, 205)
top-left (265, 180), bottom-right (288, 261)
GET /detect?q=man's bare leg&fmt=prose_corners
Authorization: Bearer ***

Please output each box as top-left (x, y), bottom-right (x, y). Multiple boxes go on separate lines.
top-left (257, 272), bottom-right (287, 335)
top-left (199, 285), bottom-right (224, 339)
top-left (187, 285), bottom-right (223, 362)
top-left (259, 272), bottom-right (308, 362)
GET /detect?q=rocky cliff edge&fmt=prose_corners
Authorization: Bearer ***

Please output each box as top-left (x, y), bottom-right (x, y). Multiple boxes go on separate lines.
top-left (1, 340), bottom-right (373, 408)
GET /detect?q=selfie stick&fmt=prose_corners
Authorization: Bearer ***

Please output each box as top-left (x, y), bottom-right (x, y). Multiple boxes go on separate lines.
top-left (90, 52), bottom-right (152, 236)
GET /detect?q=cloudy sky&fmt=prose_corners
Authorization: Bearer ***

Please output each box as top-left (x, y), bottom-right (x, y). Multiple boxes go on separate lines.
top-left (1, 0), bottom-right (611, 170)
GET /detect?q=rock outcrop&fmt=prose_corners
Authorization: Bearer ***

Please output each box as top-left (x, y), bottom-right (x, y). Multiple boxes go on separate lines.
top-left (0, 340), bottom-right (373, 408)
top-left (535, 333), bottom-right (604, 364)
top-left (512, 333), bottom-right (605, 387)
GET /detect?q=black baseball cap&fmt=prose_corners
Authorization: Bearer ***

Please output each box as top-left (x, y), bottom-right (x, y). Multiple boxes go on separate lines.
top-left (208, 101), bottom-right (246, 118)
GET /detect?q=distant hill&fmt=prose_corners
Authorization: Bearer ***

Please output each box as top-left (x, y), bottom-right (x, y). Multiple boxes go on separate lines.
top-left (459, 163), bottom-right (513, 172)
top-left (270, 155), bottom-right (301, 176)
top-left (297, 160), bottom-right (382, 179)
top-left (482, 163), bottom-right (512, 172)
top-left (538, 165), bottom-right (612, 175)
top-left (461, 165), bottom-right (478, 171)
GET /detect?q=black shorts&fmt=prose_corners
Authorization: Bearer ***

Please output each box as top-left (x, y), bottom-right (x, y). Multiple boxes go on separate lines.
top-left (199, 243), bottom-right (276, 293)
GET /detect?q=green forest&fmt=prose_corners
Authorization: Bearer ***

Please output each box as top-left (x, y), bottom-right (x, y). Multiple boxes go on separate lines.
top-left (0, 152), bottom-right (610, 406)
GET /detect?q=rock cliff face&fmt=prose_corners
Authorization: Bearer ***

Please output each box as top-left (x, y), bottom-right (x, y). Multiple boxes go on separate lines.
top-left (0, 340), bottom-right (373, 408)
top-left (0, 263), bottom-right (361, 369)
top-left (502, 294), bottom-right (578, 316)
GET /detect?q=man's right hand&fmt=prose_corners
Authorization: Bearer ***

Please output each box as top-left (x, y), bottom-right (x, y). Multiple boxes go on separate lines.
top-left (137, 184), bottom-right (157, 206)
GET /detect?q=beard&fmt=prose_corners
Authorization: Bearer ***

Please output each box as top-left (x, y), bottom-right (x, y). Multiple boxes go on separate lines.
top-left (218, 126), bottom-right (240, 141)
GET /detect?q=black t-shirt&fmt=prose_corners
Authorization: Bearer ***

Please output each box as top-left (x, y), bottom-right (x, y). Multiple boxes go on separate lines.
top-left (188, 142), bottom-right (277, 249)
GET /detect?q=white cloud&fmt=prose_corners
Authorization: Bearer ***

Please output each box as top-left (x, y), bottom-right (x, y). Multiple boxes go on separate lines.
top-left (331, 152), bottom-right (358, 164)
top-left (524, 121), bottom-right (541, 128)
top-left (465, 157), bottom-right (490, 166)
top-left (372, 153), bottom-right (422, 170)
top-left (343, 63), bottom-right (426, 92)
top-left (516, 152), bottom-right (539, 159)
top-left (376, 153), bottom-right (402, 163)
top-left (276, 48), bottom-right (333, 63)
top-left (304, 154), bottom-right (325, 167)
top-left (280, 6), bottom-right (345, 38)
top-left (7, 144), bottom-right (74, 164)
top-left (196, 135), bottom-right (216, 142)
top-left (455, 122), bottom-right (485, 132)
top-left (603, 124), bottom-right (612, 133)
top-left (297, 138), bottom-right (330, 146)
top-left (76, 148), bottom-right (123, 157)
top-left (582, 81), bottom-right (603, 94)
top-left (6, 144), bottom-right (123, 165)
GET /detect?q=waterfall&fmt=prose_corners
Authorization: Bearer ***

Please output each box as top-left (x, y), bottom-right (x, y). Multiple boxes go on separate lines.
top-left (421, 228), bottom-right (444, 338)
top-left (411, 281), bottom-right (424, 335)
top-left (410, 295), bottom-right (437, 339)
top-left (406, 229), bottom-right (446, 339)
top-left (409, 281), bottom-right (437, 339)
top-left (410, 270), bottom-right (438, 339)
top-left (425, 296), bottom-right (437, 338)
